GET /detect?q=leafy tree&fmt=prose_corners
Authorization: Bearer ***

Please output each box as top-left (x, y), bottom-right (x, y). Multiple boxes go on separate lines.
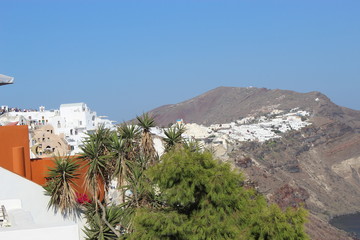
top-left (128, 149), bottom-right (309, 240)
top-left (249, 204), bottom-right (309, 240)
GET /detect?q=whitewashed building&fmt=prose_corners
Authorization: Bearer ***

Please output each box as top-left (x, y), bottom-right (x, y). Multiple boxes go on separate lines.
top-left (1, 103), bottom-right (116, 155)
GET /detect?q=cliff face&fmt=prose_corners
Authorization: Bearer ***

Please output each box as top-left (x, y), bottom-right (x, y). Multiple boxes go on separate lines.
top-left (147, 86), bottom-right (360, 239)
top-left (234, 122), bottom-right (360, 217)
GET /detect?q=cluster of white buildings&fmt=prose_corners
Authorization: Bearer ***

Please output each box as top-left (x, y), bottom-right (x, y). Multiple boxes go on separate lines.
top-left (213, 109), bottom-right (311, 142)
top-left (144, 108), bottom-right (311, 159)
top-left (0, 103), bottom-right (116, 155)
top-left (175, 109), bottom-right (311, 156)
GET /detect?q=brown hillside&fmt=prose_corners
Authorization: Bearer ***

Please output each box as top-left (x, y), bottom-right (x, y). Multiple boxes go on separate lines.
top-left (149, 86), bottom-right (360, 126)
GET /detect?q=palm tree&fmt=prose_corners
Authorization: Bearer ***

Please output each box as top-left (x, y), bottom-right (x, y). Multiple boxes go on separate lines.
top-left (163, 124), bottom-right (185, 152)
top-left (109, 131), bottom-right (128, 203)
top-left (81, 127), bottom-right (123, 238)
top-left (183, 138), bottom-right (203, 152)
top-left (117, 123), bottom-right (141, 162)
top-left (136, 113), bottom-right (157, 166)
top-left (83, 203), bottom-right (123, 240)
top-left (44, 155), bottom-right (80, 217)
top-left (117, 155), bottom-right (159, 234)
top-left (81, 126), bottom-right (112, 204)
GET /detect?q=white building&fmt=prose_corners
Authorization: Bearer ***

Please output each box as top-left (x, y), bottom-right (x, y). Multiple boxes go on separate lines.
top-left (2, 103), bottom-right (116, 155)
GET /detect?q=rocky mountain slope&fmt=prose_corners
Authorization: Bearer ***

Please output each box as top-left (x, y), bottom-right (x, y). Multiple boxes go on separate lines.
top-left (150, 86), bottom-right (360, 127)
top-left (148, 86), bottom-right (360, 239)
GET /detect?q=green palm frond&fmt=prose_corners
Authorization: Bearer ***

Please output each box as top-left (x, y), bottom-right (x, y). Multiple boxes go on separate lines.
top-left (163, 124), bottom-right (185, 152)
top-left (183, 138), bottom-right (203, 152)
top-left (81, 128), bottom-right (113, 199)
top-left (136, 113), bottom-right (155, 132)
top-left (118, 124), bottom-right (141, 141)
top-left (44, 155), bottom-right (80, 217)
top-left (117, 124), bottom-right (141, 162)
top-left (83, 203), bottom-right (123, 240)
top-left (136, 113), bottom-right (158, 166)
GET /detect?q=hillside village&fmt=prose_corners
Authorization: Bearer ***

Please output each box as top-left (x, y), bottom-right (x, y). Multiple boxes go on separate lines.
top-left (186, 108), bottom-right (310, 141)
top-left (146, 108), bottom-right (312, 159)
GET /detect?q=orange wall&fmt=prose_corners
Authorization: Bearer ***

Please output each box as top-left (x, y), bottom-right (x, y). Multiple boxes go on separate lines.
top-left (0, 125), bottom-right (31, 179)
top-left (0, 125), bottom-right (104, 201)
top-left (30, 156), bottom-right (104, 201)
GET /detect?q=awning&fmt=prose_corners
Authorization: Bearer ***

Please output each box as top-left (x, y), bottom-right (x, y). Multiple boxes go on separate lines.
top-left (0, 74), bottom-right (14, 86)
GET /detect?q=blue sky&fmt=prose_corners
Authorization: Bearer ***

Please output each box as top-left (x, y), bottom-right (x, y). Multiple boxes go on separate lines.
top-left (1, 0), bottom-right (359, 122)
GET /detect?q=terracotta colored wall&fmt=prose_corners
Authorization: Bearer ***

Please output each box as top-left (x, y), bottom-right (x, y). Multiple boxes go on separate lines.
top-left (30, 156), bottom-right (104, 201)
top-left (0, 125), bottom-right (104, 201)
top-left (0, 125), bottom-right (31, 179)
top-left (30, 157), bottom-right (54, 185)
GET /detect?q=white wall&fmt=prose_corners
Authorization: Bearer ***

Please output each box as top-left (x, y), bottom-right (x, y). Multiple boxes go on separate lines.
top-left (0, 224), bottom-right (79, 240)
top-left (0, 167), bottom-right (83, 239)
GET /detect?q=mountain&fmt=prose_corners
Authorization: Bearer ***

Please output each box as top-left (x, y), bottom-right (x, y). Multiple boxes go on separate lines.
top-left (148, 86), bottom-right (360, 239)
top-left (150, 86), bottom-right (360, 127)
